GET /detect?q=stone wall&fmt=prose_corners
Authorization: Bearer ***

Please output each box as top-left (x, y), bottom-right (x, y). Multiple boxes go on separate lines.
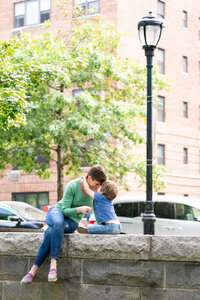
top-left (0, 233), bottom-right (200, 300)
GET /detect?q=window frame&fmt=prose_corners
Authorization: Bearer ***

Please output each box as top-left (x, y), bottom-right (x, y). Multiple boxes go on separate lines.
top-left (12, 192), bottom-right (49, 210)
top-left (157, 0), bottom-right (165, 19)
top-left (157, 48), bottom-right (165, 74)
top-left (183, 56), bottom-right (188, 73)
top-left (157, 144), bottom-right (165, 165)
top-left (157, 95), bottom-right (165, 122)
top-left (183, 147), bottom-right (188, 164)
top-left (183, 101), bottom-right (188, 119)
top-left (183, 10), bottom-right (188, 28)
top-left (74, 0), bottom-right (100, 16)
top-left (14, 0), bottom-right (51, 29)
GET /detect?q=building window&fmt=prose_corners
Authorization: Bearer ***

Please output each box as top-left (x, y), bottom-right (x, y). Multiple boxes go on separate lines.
top-left (157, 96), bottom-right (165, 122)
top-left (14, 0), bottom-right (50, 29)
top-left (183, 102), bottom-right (188, 118)
top-left (157, 144), bottom-right (165, 165)
top-left (157, 48), bottom-right (165, 74)
top-left (35, 155), bottom-right (49, 165)
top-left (72, 89), bottom-right (85, 98)
top-left (75, 0), bottom-right (100, 15)
top-left (72, 89), bottom-right (85, 110)
top-left (183, 148), bottom-right (188, 164)
top-left (12, 154), bottom-right (49, 170)
top-left (157, 1), bottom-right (165, 19)
top-left (12, 192), bottom-right (49, 210)
top-left (183, 56), bottom-right (188, 73)
top-left (183, 10), bottom-right (188, 27)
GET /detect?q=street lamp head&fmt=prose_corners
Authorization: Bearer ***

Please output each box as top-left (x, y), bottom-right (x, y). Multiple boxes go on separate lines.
top-left (138, 11), bottom-right (164, 49)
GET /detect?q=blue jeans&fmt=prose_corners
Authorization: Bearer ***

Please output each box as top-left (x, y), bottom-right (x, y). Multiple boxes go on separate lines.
top-left (87, 222), bottom-right (122, 234)
top-left (34, 207), bottom-right (78, 267)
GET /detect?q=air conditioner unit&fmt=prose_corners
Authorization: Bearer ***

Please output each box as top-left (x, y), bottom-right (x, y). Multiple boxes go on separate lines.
top-left (10, 170), bottom-right (20, 181)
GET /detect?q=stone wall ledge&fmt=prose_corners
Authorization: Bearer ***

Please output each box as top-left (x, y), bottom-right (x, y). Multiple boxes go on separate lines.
top-left (0, 232), bottom-right (200, 262)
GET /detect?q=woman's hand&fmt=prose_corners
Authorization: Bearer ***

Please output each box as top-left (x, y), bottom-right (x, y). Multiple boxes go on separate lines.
top-left (83, 174), bottom-right (89, 192)
top-left (76, 206), bottom-right (93, 214)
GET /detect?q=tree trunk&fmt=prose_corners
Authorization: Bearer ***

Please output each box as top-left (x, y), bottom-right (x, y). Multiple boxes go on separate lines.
top-left (57, 83), bottom-right (65, 202)
top-left (57, 144), bottom-right (64, 201)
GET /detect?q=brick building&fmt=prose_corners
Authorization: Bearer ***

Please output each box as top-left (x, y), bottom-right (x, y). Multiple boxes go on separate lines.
top-left (0, 0), bottom-right (199, 208)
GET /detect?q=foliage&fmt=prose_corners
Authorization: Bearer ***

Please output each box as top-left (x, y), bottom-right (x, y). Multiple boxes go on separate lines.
top-left (0, 40), bottom-right (30, 130)
top-left (0, 18), bottom-right (170, 197)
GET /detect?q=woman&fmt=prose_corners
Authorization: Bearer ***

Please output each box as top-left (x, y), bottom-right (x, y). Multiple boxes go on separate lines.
top-left (20, 165), bottom-right (107, 285)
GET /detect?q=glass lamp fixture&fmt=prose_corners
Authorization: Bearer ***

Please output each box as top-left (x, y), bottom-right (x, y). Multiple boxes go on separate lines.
top-left (138, 11), bottom-right (164, 48)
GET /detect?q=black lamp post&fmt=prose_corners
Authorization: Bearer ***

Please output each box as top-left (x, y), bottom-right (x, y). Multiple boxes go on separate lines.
top-left (138, 12), bottom-right (164, 235)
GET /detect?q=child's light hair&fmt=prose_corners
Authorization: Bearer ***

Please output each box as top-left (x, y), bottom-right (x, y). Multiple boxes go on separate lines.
top-left (100, 180), bottom-right (118, 201)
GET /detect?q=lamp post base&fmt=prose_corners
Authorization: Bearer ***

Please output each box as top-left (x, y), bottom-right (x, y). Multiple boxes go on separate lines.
top-left (142, 212), bottom-right (156, 235)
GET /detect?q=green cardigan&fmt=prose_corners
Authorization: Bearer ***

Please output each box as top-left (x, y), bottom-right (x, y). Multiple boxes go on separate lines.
top-left (55, 178), bottom-right (93, 223)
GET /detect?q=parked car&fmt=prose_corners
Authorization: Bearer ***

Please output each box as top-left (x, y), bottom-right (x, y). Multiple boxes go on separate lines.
top-left (0, 201), bottom-right (46, 229)
top-left (113, 195), bottom-right (200, 235)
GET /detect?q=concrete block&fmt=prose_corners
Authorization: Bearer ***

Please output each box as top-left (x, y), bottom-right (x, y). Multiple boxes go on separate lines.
top-left (142, 288), bottom-right (200, 300)
top-left (67, 234), bottom-right (150, 261)
top-left (166, 262), bottom-right (200, 289)
top-left (142, 287), bottom-right (167, 300)
top-left (0, 232), bottom-right (43, 257)
top-left (56, 258), bottom-right (82, 283)
top-left (83, 260), bottom-right (163, 287)
top-left (0, 282), bottom-right (3, 299)
top-left (65, 284), bottom-right (85, 300)
top-left (82, 285), bottom-right (141, 300)
top-left (151, 236), bottom-right (200, 262)
top-left (2, 281), bottom-right (68, 300)
top-left (0, 256), bottom-right (28, 280)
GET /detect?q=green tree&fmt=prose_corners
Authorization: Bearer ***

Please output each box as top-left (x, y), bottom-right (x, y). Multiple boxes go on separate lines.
top-left (0, 19), bottom-right (169, 200)
top-left (0, 39), bottom-right (29, 130)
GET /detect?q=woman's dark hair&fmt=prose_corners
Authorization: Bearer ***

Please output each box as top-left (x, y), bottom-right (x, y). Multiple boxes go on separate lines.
top-left (87, 165), bottom-right (107, 184)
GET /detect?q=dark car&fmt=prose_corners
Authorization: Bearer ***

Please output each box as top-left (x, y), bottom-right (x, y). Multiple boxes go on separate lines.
top-left (0, 201), bottom-right (46, 229)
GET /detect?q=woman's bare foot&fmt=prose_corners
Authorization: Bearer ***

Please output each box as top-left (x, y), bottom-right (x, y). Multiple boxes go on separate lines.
top-left (77, 226), bottom-right (89, 234)
top-left (29, 264), bottom-right (39, 277)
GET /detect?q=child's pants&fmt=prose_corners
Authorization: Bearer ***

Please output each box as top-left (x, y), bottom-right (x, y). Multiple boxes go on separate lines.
top-left (87, 222), bottom-right (122, 234)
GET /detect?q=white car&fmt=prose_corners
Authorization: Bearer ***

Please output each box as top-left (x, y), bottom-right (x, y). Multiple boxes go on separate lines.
top-left (0, 201), bottom-right (46, 229)
top-left (113, 195), bottom-right (200, 235)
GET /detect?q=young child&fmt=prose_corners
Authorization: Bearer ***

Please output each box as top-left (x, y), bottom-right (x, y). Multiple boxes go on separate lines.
top-left (77, 175), bottom-right (122, 234)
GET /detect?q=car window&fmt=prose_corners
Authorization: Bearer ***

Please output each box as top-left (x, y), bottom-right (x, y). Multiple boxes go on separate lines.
top-left (154, 202), bottom-right (175, 219)
top-left (23, 207), bottom-right (46, 220)
top-left (7, 204), bottom-right (46, 221)
top-left (175, 204), bottom-right (200, 221)
top-left (192, 207), bottom-right (200, 221)
top-left (0, 208), bottom-right (16, 220)
top-left (138, 202), bottom-right (145, 215)
top-left (114, 202), bottom-right (140, 217)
